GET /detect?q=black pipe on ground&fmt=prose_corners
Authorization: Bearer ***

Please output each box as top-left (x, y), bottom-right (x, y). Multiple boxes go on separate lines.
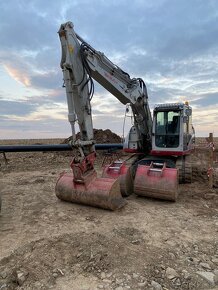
top-left (0, 143), bottom-right (123, 153)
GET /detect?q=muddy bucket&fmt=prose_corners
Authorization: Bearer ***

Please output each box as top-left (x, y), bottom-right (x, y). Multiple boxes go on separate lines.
top-left (102, 161), bottom-right (133, 197)
top-left (134, 163), bottom-right (178, 201)
top-left (55, 170), bottom-right (127, 210)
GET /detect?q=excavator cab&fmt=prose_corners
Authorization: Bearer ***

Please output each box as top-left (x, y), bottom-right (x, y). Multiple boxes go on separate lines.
top-left (151, 103), bottom-right (195, 156)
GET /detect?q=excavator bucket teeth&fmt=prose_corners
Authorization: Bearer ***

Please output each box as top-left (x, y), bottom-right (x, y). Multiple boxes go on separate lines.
top-left (55, 170), bottom-right (127, 210)
top-left (134, 164), bottom-right (178, 201)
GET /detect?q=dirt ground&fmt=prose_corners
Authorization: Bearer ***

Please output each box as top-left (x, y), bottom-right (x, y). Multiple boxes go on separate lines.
top-left (0, 138), bottom-right (218, 290)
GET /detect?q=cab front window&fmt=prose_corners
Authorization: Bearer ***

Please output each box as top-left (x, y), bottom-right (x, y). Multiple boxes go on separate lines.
top-left (155, 111), bottom-right (180, 148)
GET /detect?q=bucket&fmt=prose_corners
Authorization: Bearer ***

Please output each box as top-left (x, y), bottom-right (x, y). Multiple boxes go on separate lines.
top-left (55, 170), bottom-right (127, 210)
top-left (134, 163), bottom-right (178, 201)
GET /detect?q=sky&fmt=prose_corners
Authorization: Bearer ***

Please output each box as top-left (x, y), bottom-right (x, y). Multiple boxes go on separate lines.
top-left (0, 0), bottom-right (218, 139)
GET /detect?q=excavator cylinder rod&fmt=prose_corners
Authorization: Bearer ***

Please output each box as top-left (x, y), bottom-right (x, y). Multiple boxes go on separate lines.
top-left (0, 143), bottom-right (123, 153)
top-left (134, 164), bottom-right (178, 201)
top-left (55, 170), bottom-right (127, 210)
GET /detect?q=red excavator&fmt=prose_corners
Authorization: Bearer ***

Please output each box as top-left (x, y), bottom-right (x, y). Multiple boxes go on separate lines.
top-left (55, 22), bottom-right (195, 210)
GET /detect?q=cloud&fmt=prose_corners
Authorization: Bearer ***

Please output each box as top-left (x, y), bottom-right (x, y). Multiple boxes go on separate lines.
top-left (31, 71), bottom-right (62, 90)
top-left (0, 97), bottom-right (67, 122)
top-left (192, 92), bottom-right (218, 107)
top-left (1, 51), bottom-right (62, 91)
top-left (0, 118), bottom-right (71, 139)
top-left (0, 0), bottom-right (218, 138)
top-left (0, 1), bottom-right (57, 50)
top-left (4, 64), bottom-right (31, 87)
top-left (0, 99), bottom-right (36, 116)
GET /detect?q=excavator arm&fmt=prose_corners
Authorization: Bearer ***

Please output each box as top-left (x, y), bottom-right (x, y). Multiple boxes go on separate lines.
top-left (58, 21), bottom-right (152, 155)
top-left (58, 22), bottom-right (95, 158)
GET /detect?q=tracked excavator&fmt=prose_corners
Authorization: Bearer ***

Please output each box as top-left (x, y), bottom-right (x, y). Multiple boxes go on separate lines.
top-left (55, 22), bottom-right (195, 210)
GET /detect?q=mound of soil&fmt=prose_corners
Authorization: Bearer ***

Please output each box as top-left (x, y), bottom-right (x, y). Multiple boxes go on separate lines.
top-left (62, 128), bottom-right (122, 144)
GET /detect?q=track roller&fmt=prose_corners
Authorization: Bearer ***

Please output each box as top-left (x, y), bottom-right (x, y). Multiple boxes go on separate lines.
top-left (176, 155), bottom-right (193, 183)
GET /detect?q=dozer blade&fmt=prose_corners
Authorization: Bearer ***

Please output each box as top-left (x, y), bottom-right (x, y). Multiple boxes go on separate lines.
top-left (55, 170), bottom-right (127, 210)
top-left (134, 163), bottom-right (178, 201)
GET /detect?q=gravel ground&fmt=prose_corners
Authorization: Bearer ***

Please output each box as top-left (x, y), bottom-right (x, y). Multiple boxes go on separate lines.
top-left (0, 138), bottom-right (217, 290)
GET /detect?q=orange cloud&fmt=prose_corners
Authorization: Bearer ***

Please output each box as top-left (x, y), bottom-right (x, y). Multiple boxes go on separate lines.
top-left (4, 64), bottom-right (31, 87)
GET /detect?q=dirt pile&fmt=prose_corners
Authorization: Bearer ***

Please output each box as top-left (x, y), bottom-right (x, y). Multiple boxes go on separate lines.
top-left (62, 128), bottom-right (122, 144)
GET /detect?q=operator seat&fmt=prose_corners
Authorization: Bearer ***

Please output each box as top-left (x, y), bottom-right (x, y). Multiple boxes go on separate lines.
top-left (169, 116), bottom-right (179, 134)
